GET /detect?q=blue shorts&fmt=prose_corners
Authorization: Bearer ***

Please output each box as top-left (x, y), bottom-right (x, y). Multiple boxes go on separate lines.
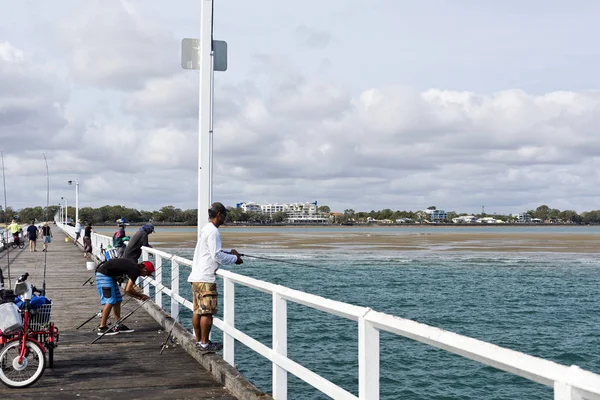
top-left (96, 273), bottom-right (122, 305)
top-left (43, 236), bottom-right (51, 244)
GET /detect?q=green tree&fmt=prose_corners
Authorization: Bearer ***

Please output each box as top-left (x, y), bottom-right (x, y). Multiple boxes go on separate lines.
top-left (317, 205), bottom-right (330, 213)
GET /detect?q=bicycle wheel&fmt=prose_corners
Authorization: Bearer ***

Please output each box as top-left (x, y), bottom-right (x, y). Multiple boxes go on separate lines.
top-left (0, 340), bottom-right (46, 388)
top-left (18, 241), bottom-right (25, 249)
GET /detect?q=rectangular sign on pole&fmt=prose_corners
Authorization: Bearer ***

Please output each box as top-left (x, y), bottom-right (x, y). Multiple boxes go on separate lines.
top-left (181, 38), bottom-right (227, 71)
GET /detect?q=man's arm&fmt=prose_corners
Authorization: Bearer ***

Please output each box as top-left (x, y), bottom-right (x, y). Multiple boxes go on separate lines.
top-left (125, 279), bottom-right (150, 301)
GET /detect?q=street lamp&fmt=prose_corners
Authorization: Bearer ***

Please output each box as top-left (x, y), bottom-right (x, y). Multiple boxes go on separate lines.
top-left (61, 197), bottom-right (68, 225)
top-left (58, 202), bottom-right (61, 224)
top-left (68, 180), bottom-right (79, 226)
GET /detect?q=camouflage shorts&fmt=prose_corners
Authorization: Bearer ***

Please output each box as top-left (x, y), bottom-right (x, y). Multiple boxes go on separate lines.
top-left (191, 282), bottom-right (218, 315)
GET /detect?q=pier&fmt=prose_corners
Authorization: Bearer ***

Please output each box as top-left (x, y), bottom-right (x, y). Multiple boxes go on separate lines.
top-left (0, 229), bottom-right (264, 399)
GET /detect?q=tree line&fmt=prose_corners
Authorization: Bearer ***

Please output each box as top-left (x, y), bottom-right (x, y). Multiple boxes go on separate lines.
top-left (1, 203), bottom-right (599, 225)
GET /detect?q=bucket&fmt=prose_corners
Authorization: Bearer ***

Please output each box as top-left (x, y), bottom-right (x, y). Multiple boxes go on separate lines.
top-left (0, 303), bottom-right (23, 334)
top-left (86, 261), bottom-right (96, 271)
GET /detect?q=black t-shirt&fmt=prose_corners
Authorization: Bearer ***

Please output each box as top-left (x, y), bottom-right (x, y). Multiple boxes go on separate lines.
top-left (42, 226), bottom-right (51, 236)
top-left (84, 226), bottom-right (92, 237)
top-left (26, 225), bottom-right (38, 240)
top-left (96, 258), bottom-right (141, 282)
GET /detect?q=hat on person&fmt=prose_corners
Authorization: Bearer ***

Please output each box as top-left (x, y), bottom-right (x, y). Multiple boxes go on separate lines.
top-left (209, 202), bottom-right (227, 215)
top-left (141, 223), bottom-right (155, 233)
top-left (142, 261), bottom-right (155, 276)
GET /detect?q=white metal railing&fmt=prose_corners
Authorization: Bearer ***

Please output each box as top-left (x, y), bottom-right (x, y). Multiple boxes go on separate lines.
top-left (60, 226), bottom-right (600, 400)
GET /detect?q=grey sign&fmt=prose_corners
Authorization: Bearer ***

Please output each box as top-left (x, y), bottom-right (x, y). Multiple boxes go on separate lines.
top-left (181, 38), bottom-right (227, 71)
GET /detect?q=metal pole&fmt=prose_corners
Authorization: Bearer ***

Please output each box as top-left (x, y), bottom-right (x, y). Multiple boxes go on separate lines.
top-left (43, 153), bottom-right (49, 222)
top-left (197, 0), bottom-right (214, 232)
top-left (1, 149), bottom-right (10, 289)
top-left (76, 180), bottom-right (79, 226)
top-left (65, 198), bottom-right (68, 225)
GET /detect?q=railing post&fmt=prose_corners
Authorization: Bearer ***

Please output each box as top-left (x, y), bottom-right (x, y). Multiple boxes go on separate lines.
top-left (171, 260), bottom-right (179, 318)
top-left (142, 249), bottom-right (150, 296)
top-left (154, 255), bottom-right (163, 308)
top-left (273, 292), bottom-right (287, 400)
top-left (223, 277), bottom-right (235, 366)
top-left (554, 366), bottom-right (585, 400)
top-left (359, 312), bottom-right (379, 400)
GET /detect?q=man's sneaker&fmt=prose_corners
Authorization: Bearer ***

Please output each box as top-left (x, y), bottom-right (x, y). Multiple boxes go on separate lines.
top-left (97, 326), bottom-right (118, 336)
top-left (114, 323), bottom-right (134, 333)
top-left (196, 341), bottom-right (223, 353)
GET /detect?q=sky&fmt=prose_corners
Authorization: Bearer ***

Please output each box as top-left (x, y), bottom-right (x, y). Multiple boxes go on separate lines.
top-left (1, 0), bottom-right (600, 215)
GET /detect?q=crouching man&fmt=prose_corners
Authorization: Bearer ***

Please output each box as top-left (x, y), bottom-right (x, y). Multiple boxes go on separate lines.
top-left (95, 258), bottom-right (154, 335)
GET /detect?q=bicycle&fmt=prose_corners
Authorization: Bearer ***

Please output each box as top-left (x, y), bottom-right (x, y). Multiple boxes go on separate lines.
top-left (0, 273), bottom-right (59, 388)
top-left (10, 234), bottom-right (25, 250)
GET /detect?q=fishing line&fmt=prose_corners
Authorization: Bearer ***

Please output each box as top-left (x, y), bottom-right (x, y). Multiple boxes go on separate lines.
top-left (226, 251), bottom-right (342, 273)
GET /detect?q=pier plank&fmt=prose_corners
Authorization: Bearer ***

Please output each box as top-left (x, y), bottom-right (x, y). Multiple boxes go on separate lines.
top-left (0, 229), bottom-right (237, 399)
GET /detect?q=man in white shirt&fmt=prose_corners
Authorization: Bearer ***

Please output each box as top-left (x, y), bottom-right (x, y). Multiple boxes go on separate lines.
top-left (74, 219), bottom-right (82, 246)
top-left (187, 202), bottom-right (242, 352)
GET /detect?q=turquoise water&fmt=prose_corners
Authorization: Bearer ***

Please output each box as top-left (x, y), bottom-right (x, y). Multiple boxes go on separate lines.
top-left (152, 245), bottom-right (600, 399)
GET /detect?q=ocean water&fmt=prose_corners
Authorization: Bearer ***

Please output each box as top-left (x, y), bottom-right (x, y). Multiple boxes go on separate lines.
top-left (154, 246), bottom-right (600, 399)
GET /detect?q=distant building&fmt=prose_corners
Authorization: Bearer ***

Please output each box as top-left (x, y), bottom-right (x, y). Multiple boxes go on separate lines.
top-left (512, 213), bottom-right (532, 223)
top-left (237, 202), bottom-right (262, 213)
top-left (423, 209), bottom-right (447, 223)
top-left (261, 203), bottom-right (284, 217)
top-left (452, 215), bottom-right (477, 223)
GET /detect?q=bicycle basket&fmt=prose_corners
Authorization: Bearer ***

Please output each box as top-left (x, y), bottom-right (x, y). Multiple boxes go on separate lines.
top-left (27, 304), bottom-right (52, 330)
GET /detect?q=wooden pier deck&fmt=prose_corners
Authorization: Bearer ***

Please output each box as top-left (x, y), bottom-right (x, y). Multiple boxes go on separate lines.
top-left (0, 229), bottom-right (238, 399)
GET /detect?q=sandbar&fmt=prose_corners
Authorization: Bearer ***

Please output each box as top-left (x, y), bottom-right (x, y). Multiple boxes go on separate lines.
top-left (147, 230), bottom-right (600, 253)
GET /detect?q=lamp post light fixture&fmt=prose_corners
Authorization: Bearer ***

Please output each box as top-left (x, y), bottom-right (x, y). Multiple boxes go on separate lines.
top-left (68, 180), bottom-right (79, 226)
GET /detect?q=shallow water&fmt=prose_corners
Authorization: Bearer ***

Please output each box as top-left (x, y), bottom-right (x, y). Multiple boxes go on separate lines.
top-left (154, 247), bottom-right (600, 399)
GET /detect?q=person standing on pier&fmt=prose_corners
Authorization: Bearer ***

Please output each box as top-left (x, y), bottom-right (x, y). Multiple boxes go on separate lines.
top-left (41, 222), bottom-right (53, 252)
top-left (112, 221), bottom-right (128, 258)
top-left (122, 224), bottom-right (154, 262)
top-left (74, 219), bottom-right (82, 246)
top-left (83, 222), bottom-right (93, 258)
top-left (95, 258), bottom-right (154, 335)
top-left (26, 221), bottom-right (38, 252)
top-left (188, 202), bottom-right (243, 352)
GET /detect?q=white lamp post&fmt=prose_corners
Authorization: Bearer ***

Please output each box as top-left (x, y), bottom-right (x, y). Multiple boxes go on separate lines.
top-left (68, 180), bottom-right (79, 225)
top-left (61, 197), bottom-right (68, 225)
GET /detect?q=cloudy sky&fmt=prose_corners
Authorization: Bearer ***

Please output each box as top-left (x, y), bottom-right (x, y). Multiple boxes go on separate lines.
top-left (1, 0), bottom-right (600, 215)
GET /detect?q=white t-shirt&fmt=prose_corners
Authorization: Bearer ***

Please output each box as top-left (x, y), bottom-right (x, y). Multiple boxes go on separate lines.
top-left (187, 223), bottom-right (238, 283)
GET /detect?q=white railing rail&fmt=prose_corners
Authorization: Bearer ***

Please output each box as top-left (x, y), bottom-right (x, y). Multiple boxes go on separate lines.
top-left (59, 225), bottom-right (600, 400)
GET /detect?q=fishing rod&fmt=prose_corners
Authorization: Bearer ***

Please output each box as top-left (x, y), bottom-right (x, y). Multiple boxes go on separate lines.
top-left (1, 149), bottom-right (10, 289)
top-left (225, 251), bottom-right (336, 272)
top-left (42, 153), bottom-right (49, 295)
top-left (160, 313), bottom-right (179, 355)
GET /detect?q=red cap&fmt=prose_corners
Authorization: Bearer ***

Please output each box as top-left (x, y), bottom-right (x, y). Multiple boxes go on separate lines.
top-left (142, 261), bottom-right (155, 276)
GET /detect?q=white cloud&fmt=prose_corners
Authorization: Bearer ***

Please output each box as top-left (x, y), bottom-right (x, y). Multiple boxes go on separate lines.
top-left (59, 0), bottom-right (179, 90)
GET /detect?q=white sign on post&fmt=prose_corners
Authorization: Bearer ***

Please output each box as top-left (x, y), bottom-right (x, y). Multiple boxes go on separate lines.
top-left (181, 38), bottom-right (227, 71)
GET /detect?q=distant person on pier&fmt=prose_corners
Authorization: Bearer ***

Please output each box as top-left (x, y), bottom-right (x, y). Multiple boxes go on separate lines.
top-left (95, 258), bottom-right (154, 335)
top-left (7, 219), bottom-right (21, 245)
top-left (83, 222), bottom-right (93, 258)
top-left (41, 222), bottom-right (53, 252)
top-left (26, 221), bottom-right (38, 252)
top-left (112, 220), bottom-right (128, 258)
top-left (74, 219), bottom-right (82, 246)
top-left (188, 202), bottom-right (243, 352)
top-left (122, 223), bottom-right (154, 262)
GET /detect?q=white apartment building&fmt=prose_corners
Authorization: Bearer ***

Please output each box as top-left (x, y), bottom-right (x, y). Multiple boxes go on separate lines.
top-left (512, 212), bottom-right (532, 223)
top-left (283, 202), bottom-right (318, 218)
top-left (238, 202), bottom-right (262, 213)
top-left (261, 203), bottom-right (285, 216)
